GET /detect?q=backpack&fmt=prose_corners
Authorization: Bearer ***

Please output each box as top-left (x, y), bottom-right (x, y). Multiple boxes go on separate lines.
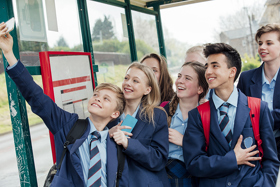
top-left (197, 97), bottom-right (263, 165)
top-left (43, 119), bottom-right (88, 187)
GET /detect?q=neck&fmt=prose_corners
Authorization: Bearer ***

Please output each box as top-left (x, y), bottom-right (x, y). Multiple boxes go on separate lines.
top-left (124, 99), bottom-right (141, 116)
top-left (179, 97), bottom-right (198, 120)
top-left (89, 115), bottom-right (110, 131)
top-left (264, 62), bottom-right (280, 82)
top-left (214, 85), bottom-right (234, 102)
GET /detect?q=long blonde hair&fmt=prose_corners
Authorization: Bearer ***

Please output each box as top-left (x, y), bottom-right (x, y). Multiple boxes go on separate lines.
top-left (126, 62), bottom-right (163, 124)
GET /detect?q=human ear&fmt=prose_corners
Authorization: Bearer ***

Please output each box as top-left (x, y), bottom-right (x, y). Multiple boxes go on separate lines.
top-left (229, 67), bottom-right (237, 79)
top-left (197, 86), bottom-right (203, 95)
top-left (144, 86), bottom-right (152, 95)
top-left (111, 111), bottom-right (120, 119)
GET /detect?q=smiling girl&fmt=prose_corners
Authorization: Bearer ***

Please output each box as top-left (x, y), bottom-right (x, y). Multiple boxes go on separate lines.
top-left (163, 61), bottom-right (208, 187)
top-left (108, 62), bottom-right (170, 187)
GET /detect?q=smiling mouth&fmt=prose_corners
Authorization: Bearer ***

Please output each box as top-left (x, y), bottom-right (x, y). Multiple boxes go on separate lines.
top-left (92, 103), bottom-right (101, 108)
top-left (177, 86), bottom-right (185, 90)
top-left (124, 88), bottom-right (133, 92)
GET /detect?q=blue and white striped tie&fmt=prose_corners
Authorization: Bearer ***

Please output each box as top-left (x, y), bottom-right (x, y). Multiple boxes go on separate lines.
top-left (87, 131), bottom-right (101, 187)
top-left (219, 103), bottom-right (232, 146)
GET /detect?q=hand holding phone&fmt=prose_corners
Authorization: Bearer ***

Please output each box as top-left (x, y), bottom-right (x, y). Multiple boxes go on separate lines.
top-left (120, 114), bottom-right (138, 134)
top-left (5, 17), bottom-right (15, 33)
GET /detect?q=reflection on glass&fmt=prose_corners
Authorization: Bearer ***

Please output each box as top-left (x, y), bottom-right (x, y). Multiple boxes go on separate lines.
top-left (87, 1), bottom-right (131, 86)
top-left (132, 11), bottom-right (159, 59)
top-left (12, 0), bottom-right (83, 66)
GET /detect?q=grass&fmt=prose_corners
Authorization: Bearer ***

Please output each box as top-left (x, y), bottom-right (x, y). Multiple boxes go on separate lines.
top-left (0, 73), bottom-right (43, 134)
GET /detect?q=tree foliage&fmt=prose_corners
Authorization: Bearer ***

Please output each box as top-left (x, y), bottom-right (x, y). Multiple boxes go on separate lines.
top-left (92, 15), bottom-right (115, 41)
top-left (241, 53), bottom-right (261, 72)
top-left (56, 36), bottom-right (69, 47)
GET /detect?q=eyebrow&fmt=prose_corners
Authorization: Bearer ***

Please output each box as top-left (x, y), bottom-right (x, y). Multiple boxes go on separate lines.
top-left (205, 61), bottom-right (219, 66)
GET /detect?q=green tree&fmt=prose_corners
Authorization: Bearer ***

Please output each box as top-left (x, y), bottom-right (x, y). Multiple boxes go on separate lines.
top-left (92, 16), bottom-right (115, 42)
top-left (56, 36), bottom-right (69, 47)
top-left (241, 53), bottom-right (261, 72)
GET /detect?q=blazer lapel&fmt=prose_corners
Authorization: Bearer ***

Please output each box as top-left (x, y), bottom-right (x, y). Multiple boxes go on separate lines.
top-left (250, 64), bottom-right (263, 98)
top-left (273, 67), bottom-right (280, 110)
top-left (106, 136), bottom-right (118, 187)
top-left (131, 110), bottom-right (146, 138)
top-left (231, 91), bottom-right (250, 148)
top-left (209, 99), bottom-right (230, 151)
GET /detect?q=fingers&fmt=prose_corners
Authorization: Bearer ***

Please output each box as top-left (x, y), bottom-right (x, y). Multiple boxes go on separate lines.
top-left (235, 135), bottom-right (243, 147)
top-left (245, 145), bottom-right (257, 153)
top-left (117, 120), bottom-right (123, 126)
top-left (244, 161), bottom-right (256, 167)
top-left (119, 126), bottom-right (132, 130)
top-left (247, 150), bottom-right (260, 157)
top-left (0, 22), bottom-right (6, 30)
top-left (123, 132), bottom-right (133, 137)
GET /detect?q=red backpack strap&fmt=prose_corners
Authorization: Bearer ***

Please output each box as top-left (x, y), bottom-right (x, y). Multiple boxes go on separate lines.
top-left (160, 101), bottom-right (169, 107)
top-left (248, 97), bottom-right (263, 165)
top-left (197, 101), bottom-right (211, 152)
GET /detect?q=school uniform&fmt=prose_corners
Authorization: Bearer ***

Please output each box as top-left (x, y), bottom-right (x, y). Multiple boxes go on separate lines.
top-left (163, 103), bottom-right (197, 187)
top-left (183, 87), bottom-right (279, 187)
top-left (6, 61), bottom-right (129, 187)
top-left (108, 106), bottom-right (170, 187)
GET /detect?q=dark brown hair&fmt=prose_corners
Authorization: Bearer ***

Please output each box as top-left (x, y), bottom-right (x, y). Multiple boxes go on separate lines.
top-left (204, 43), bottom-right (241, 81)
top-left (167, 61), bottom-right (208, 127)
top-left (140, 53), bottom-right (175, 102)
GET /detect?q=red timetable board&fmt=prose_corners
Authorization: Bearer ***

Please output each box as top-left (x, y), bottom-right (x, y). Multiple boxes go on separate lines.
top-left (39, 51), bottom-right (95, 163)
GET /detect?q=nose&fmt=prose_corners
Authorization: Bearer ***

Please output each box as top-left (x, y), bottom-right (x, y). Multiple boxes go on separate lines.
top-left (95, 97), bottom-right (100, 102)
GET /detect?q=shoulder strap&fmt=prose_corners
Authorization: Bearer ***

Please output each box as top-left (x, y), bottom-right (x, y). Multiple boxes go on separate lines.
top-left (116, 145), bottom-right (125, 187)
top-left (160, 101), bottom-right (169, 107)
top-left (57, 119), bottom-right (88, 169)
top-left (248, 97), bottom-right (263, 165)
top-left (197, 101), bottom-right (211, 152)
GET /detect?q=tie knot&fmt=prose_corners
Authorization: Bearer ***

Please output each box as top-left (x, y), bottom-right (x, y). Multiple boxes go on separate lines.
top-left (91, 131), bottom-right (101, 140)
top-left (220, 102), bottom-right (230, 114)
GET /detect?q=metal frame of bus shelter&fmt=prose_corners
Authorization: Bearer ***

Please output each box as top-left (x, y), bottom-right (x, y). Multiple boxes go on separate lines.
top-left (0, 0), bottom-right (188, 186)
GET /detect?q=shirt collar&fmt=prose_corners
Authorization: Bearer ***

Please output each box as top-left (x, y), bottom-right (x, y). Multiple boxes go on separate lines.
top-left (173, 104), bottom-right (188, 123)
top-left (262, 65), bottom-right (279, 85)
top-left (212, 86), bottom-right (238, 110)
top-left (88, 118), bottom-right (108, 143)
top-left (120, 104), bottom-right (140, 121)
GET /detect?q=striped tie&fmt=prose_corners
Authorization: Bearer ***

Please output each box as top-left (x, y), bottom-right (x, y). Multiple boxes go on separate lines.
top-left (87, 131), bottom-right (101, 187)
top-left (219, 103), bottom-right (232, 146)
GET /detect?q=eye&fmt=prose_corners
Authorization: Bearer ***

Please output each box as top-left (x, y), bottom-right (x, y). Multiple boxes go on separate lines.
top-left (104, 97), bottom-right (110, 101)
top-left (213, 64), bottom-right (218, 68)
top-left (124, 77), bottom-right (128, 80)
top-left (153, 69), bottom-right (157, 73)
top-left (185, 77), bottom-right (190, 80)
top-left (133, 79), bottom-right (139, 83)
top-left (93, 93), bottom-right (97, 96)
top-left (267, 42), bottom-right (272, 45)
top-left (177, 74), bottom-right (181, 78)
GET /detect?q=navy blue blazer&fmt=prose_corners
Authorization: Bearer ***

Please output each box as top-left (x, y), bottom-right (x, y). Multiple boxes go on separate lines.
top-left (237, 64), bottom-right (280, 130)
top-left (183, 91), bottom-right (279, 187)
top-left (108, 107), bottom-right (170, 187)
top-left (7, 61), bottom-right (129, 187)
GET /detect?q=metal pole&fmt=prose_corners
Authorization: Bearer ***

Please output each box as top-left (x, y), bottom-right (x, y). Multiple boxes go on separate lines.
top-left (1, 1), bottom-right (37, 186)
top-left (153, 5), bottom-right (166, 58)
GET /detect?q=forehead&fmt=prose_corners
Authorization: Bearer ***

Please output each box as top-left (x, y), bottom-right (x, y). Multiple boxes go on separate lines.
top-left (95, 88), bottom-right (117, 98)
top-left (142, 58), bottom-right (160, 68)
top-left (185, 53), bottom-right (206, 64)
top-left (259, 31), bottom-right (280, 41)
top-left (207, 53), bottom-right (228, 66)
top-left (180, 65), bottom-right (197, 77)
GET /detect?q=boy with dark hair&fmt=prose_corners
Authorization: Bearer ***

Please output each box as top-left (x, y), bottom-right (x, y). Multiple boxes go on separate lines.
top-left (238, 23), bottom-right (280, 159)
top-left (0, 22), bottom-right (128, 187)
top-left (183, 43), bottom-right (279, 187)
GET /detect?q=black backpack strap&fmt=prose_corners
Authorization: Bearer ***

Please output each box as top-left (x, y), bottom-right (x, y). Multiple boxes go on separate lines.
top-left (116, 145), bottom-right (125, 187)
top-left (57, 119), bottom-right (88, 170)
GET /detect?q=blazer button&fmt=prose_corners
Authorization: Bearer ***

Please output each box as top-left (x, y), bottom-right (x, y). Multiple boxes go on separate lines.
top-left (228, 182), bottom-right (231, 186)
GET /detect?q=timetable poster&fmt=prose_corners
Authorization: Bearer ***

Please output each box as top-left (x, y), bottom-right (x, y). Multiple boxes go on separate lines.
top-left (40, 52), bottom-right (95, 119)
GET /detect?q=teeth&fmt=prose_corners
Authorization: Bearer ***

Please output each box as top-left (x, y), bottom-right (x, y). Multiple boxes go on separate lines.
top-left (208, 78), bottom-right (214, 81)
top-left (124, 88), bottom-right (133, 92)
top-left (92, 103), bottom-right (101, 108)
top-left (177, 86), bottom-right (185, 90)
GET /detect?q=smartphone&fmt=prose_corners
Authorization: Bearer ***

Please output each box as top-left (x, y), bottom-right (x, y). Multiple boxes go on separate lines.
top-left (5, 17), bottom-right (15, 33)
top-left (120, 114), bottom-right (138, 134)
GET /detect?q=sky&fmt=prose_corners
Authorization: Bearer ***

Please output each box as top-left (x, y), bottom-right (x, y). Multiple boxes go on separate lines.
top-left (161, 0), bottom-right (266, 45)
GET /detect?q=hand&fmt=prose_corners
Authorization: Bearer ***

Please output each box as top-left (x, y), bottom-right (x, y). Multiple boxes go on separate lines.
top-left (112, 129), bottom-right (129, 149)
top-left (234, 135), bottom-right (261, 167)
top-left (0, 22), bottom-right (17, 65)
top-left (169, 128), bottom-right (183, 146)
top-left (109, 121), bottom-right (132, 138)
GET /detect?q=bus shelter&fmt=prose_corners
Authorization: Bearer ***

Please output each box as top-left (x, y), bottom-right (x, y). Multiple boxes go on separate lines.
top-left (0, 0), bottom-right (209, 186)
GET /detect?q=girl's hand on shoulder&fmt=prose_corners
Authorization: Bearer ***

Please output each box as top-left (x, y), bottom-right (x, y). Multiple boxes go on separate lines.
top-left (112, 129), bottom-right (129, 149)
top-left (168, 128), bottom-right (183, 146)
top-left (199, 98), bottom-right (208, 105)
top-left (109, 120), bottom-right (132, 138)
